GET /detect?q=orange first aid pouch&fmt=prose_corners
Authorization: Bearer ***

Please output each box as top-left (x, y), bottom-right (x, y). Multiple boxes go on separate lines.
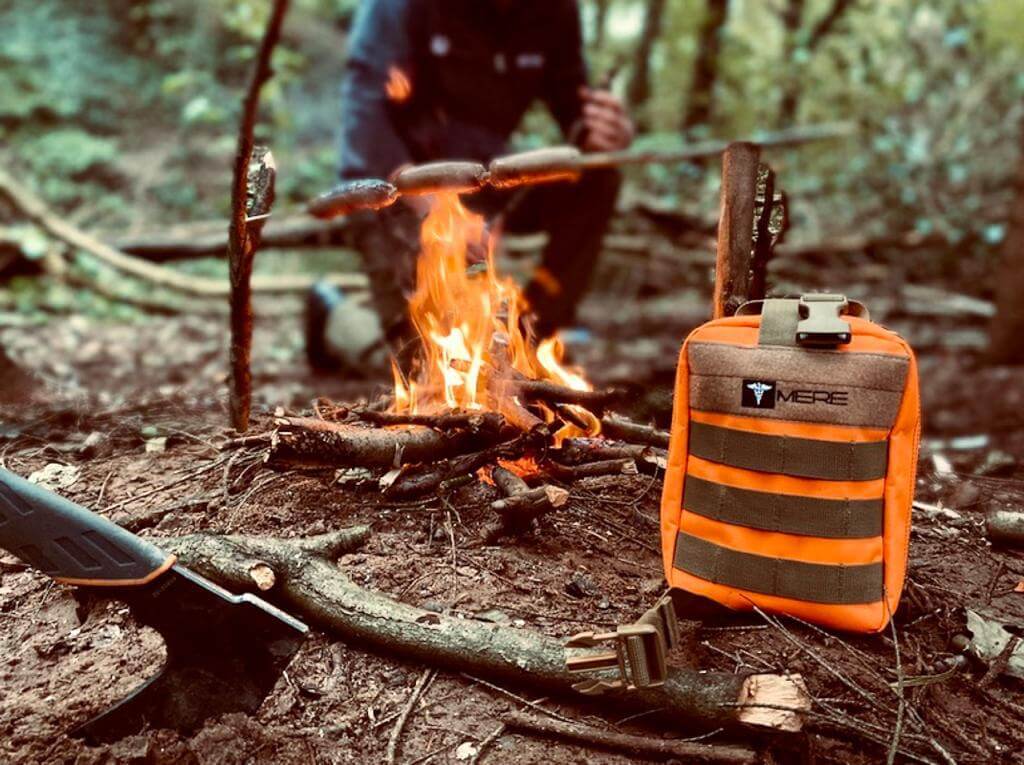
top-left (660, 294), bottom-right (920, 632)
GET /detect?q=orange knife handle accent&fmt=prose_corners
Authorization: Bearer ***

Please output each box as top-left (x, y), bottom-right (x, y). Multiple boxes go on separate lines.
top-left (0, 468), bottom-right (172, 586)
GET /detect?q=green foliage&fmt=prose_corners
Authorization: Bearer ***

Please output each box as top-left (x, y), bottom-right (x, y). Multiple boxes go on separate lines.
top-left (0, 0), bottom-right (1020, 281)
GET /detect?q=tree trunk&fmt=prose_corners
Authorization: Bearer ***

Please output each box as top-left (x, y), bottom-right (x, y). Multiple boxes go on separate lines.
top-left (681, 0), bottom-right (729, 133)
top-left (626, 0), bottom-right (668, 126)
top-left (592, 0), bottom-right (610, 50)
top-left (777, 0), bottom-right (806, 127)
top-left (989, 112), bottom-right (1024, 364)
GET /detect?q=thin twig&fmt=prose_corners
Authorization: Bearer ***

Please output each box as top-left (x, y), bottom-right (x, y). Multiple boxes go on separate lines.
top-left (386, 668), bottom-right (437, 765)
top-left (468, 723), bottom-right (506, 765)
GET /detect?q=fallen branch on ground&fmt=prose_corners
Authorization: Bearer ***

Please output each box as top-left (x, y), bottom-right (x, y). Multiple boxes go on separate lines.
top-left (503, 710), bottom-right (757, 763)
top-left (0, 168), bottom-right (362, 297)
top-left (161, 528), bottom-right (810, 732)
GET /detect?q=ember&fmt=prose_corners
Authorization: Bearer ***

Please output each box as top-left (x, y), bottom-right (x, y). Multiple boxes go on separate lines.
top-left (393, 192), bottom-right (600, 446)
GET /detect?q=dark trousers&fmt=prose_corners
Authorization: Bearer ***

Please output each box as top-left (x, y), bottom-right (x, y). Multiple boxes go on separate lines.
top-left (354, 167), bottom-right (621, 353)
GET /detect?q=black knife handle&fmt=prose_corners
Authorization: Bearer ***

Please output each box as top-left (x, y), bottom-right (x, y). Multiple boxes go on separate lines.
top-left (0, 468), bottom-right (173, 586)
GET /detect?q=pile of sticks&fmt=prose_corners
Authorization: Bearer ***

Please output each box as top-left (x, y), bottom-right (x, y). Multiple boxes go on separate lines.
top-left (231, 378), bottom-right (669, 544)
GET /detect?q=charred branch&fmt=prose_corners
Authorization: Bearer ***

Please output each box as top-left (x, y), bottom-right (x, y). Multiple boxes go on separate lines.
top-left (384, 436), bottom-right (532, 498)
top-left (599, 416), bottom-right (671, 449)
top-left (510, 380), bottom-right (625, 411)
top-left (481, 466), bottom-right (570, 543)
top-left (541, 458), bottom-right (639, 482)
top-left (555, 439), bottom-right (668, 473)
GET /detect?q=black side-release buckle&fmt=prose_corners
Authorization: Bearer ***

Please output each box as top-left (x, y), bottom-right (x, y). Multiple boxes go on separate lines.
top-left (796, 294), bottom-right (851, 347)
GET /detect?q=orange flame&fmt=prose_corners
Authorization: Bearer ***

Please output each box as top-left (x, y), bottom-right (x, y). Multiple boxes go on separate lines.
top-left (392, 192), bottom-right (600, 445)
top-left (385, 66), bottom-right (412, 103)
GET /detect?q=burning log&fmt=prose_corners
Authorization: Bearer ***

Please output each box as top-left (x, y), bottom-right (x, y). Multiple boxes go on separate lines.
top-left (599, 416), bottom-right (670, 449)
top-left (481, 466), bottom-right (570, 543)
top-left (384, 436), bottom-right (533, 498)
top-left (269, 417), bottom-right (503, 468)
top-left (511, 380), bottom-right (624, 411)
top-left (164, 529), bottom-right (810, 733)
top-left (350, 409), bottom-right (507, 436)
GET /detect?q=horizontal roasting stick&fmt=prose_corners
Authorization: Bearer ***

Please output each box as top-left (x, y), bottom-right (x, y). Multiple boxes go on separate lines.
top-left (307, 122), bottom-right (853, 220)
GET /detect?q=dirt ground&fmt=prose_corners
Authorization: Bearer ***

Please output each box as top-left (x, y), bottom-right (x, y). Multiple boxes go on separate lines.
top-left (2, 283), bottom-right (1024, 764)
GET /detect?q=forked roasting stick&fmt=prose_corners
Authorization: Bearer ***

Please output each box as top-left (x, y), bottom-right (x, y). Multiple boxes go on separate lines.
top-left (307, 122), bottom-right (853, 219)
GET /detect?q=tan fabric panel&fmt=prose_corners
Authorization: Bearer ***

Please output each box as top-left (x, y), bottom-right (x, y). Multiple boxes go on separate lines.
top-left (688, 342), bottom-right (909, 428)
top-left (688, 421), bottom-right (889, 481)
top-left (683, 475), bottom-right (884, 538)
top-left (674, 532), bottom-right (884, 605)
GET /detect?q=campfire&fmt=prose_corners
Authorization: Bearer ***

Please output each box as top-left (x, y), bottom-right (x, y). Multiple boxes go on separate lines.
top-left (265, 191), bottom-right (669, 542)
top-left (393, 191), bottom-right (600, 447)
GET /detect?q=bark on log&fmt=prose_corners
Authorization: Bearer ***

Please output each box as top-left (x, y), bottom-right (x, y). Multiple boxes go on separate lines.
top-left (504, 711), bottom-right (757, 763)
top-left (599, 416), bottom-right (671, 449)
top-left (713, 142), bottom-right (762, 318)
top-left (269, 417), bottom-right (503, 468)
top-left (161, 530), bottom-right (809, 732)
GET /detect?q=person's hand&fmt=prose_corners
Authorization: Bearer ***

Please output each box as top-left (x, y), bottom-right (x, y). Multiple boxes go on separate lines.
top-left (578, 87), bottom-right (634, 152)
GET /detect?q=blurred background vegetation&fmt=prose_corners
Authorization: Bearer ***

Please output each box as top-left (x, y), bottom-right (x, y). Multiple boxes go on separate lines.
top-left (1, 0), bottom-right (1022, 315)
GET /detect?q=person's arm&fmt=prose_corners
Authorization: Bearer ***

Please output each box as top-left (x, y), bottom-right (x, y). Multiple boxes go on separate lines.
top-left (338, 0), bottom-right (415, 179)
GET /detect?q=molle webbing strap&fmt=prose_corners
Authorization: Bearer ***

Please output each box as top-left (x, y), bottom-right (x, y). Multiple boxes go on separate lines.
top-left (683, 475), bottom-right (884, 538)
top-left (757, 299), bottom-right (800, 347)
top-left (674, 532), bottom-right (883, 605)
top-left (688, 421), bottom-right (888, 481)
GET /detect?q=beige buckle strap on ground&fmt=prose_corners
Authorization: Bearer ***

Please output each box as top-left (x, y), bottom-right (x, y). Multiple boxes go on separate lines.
top-left (682, 475), bottom-right (884, 538)
top-left (564, 596), bottom-right (678, 694)
top-left (688, 421), bottom-right (889, 481)
top-left (674, 532), bottom-right (883, 605)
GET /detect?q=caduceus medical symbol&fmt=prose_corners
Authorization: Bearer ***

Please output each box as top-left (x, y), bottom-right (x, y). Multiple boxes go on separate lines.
top-left (747, 381), bottom-right (772, 406)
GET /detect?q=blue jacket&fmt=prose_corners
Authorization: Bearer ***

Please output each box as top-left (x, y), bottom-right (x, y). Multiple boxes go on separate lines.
top-left (339, 0), bottom-right (588, 179)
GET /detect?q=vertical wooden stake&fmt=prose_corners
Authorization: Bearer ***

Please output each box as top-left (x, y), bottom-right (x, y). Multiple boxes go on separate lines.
top-left (712, 141), bottom-right (761, 318)
top-left (227, 0), bottom-right (289, 432)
